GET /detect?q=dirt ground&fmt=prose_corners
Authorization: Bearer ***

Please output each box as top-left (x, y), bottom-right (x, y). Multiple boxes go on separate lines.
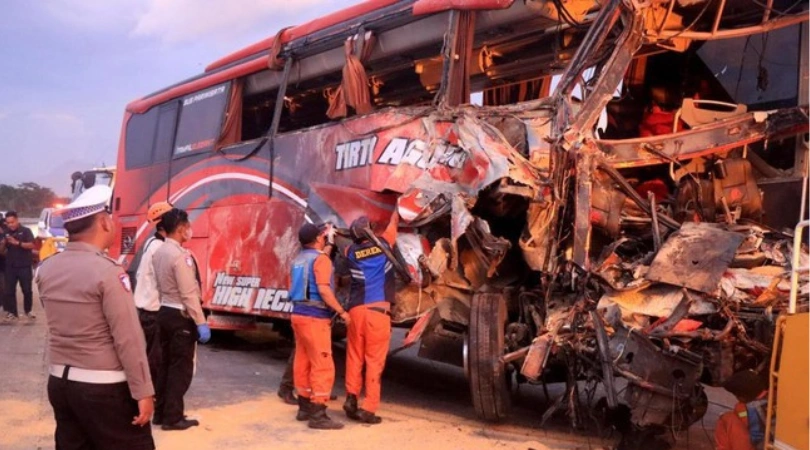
top-left (0, 288), bottom-right (733, 450)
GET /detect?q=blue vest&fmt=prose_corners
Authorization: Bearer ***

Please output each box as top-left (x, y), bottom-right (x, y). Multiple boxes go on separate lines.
top-left (346, 240), bottom-right (396, 310)
top-left (289, 249), bottom-right (332, 319)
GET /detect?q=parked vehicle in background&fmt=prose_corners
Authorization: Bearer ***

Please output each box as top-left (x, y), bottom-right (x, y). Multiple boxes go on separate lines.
top-left (69, 167), bottom-right (116, 202)
top-left (108, 0), bottom-right (809, 444)
top-left (37, 207), bottom-right (68, 255)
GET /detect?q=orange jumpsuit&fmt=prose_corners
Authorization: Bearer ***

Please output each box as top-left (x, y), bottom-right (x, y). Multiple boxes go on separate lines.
top-left (344, 221), bottom-right (397, 413)
top-left (292, 254), bottom-right (336, 405)
top-left (715, 402), bottom-right (756, 450)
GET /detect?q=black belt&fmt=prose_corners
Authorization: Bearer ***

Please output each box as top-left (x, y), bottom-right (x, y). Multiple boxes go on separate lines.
top-left (137, 308), bottom-right (158, 317)
top-left (367, 306), bottom-right (391, 316)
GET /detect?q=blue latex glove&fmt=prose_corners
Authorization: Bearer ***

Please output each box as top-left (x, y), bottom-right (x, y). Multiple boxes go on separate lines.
top-left (197, 324), bottom-right (211, 344)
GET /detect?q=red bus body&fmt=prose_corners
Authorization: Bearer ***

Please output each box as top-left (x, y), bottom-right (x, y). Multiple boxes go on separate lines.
top-left (110, 0), bottom-right (809, 429)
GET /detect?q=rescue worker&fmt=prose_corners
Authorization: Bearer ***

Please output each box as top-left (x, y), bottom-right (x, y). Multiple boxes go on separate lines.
top-left (343, 212), bottom-right (399, 424)
top-left (715, 370), bottom-right (769, 450)
top-left (133, 201), bottom-right (173, 389)
top-left (151, 207), bottom-right (210, 430)
top-left (290, 222), bottom-right (350, 430)
top-left (36, 185), bottom-right (155, 449)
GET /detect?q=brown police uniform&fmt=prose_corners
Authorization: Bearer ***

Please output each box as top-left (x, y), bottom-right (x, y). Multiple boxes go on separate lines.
top-left (37, 242), bottom-right (155, 450)
top-left (152, 237), bottom-right (205, 425)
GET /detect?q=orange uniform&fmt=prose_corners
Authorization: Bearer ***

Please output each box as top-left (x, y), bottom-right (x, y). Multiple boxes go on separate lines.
top-left (715, 402), bottom-right (757, 450)
top-left (291, 253), bottom-right (336, 404)
top-left (344, 219), bottom-right (397, 414)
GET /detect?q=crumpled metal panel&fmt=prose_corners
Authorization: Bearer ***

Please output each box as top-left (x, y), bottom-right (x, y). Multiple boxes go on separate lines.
top-left (598, 284), bottom-right (717, 321)
top-left (646, 223), bottom-right (745, 294)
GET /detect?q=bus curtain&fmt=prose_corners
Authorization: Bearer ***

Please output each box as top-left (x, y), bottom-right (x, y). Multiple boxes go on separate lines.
top-left (326, 32), bottom-right (376, 119)
top-left (216, 79), bottom-right (243, 149)
top-left (267, 27), bottom-right (293, 70)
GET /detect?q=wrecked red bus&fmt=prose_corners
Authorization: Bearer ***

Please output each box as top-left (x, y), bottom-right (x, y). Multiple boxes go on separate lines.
top-left (111, 0), bottom-right (809, 443)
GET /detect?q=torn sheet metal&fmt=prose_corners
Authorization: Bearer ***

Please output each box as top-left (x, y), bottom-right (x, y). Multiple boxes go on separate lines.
top-left (646, 223), bottom-right (745, 294)
top-left (719, 267), bottom-right (792, 303)
top-left (597, 284), bottom-right (717, 322)
top-left (609, 327), bottom-right (705, 428)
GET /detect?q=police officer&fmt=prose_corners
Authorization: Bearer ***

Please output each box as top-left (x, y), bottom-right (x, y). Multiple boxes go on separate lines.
top-left (36, 185), bottom-right (155, 450)
top-left (3, 211), bottom-right (36, 322)
top-left (290, 222), bottom-right (349, 430)
top-left (152, 207), bottom-right (210, 431)
top-left (343, 212), bottom-right (398, 424)
top-left (133, 201), bottom-right (173, 388)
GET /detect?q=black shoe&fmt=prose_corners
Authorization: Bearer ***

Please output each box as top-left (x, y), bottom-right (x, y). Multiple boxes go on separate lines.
top-left (308, 403), bottom-right (344, 430)
top-left (343, 394), bottom-right (359, 420)
top-left (154, 415), bottom-right (190, 426)
top-left (296, 396), bottom-right (313, 422)
top-left (161, 418), bottom-right (200, 430)
top-left (354, 409), bottom-right (382, 425)
top-left (278, 388), bottom-right (297, 405)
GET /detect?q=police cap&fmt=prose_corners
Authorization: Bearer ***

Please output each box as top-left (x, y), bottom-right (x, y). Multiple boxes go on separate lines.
top-left (58, 186), bottom-right (113, 223)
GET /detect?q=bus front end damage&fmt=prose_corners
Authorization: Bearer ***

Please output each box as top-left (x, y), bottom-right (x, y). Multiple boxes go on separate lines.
top-left (383, 0), bottom-right (810, 439)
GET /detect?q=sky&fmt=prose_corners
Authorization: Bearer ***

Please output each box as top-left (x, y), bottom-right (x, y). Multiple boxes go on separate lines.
top-left (0, 0), bottom-right (358, 196)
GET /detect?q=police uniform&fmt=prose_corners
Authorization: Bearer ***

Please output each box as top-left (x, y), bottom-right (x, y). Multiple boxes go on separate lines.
top-left (343, 216), bottom-right (397, 421)
top-left (36, 186), bottom-right (155, 450)
top-left (152, 237), bottom-right (206, 427)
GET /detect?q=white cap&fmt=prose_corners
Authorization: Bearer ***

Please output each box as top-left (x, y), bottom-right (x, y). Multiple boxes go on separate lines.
top-left (58, 186), bottom-right (113, 223)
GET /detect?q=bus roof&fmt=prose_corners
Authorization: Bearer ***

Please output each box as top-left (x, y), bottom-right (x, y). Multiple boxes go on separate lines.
top-left (125, 0), bottom-right (514, 114)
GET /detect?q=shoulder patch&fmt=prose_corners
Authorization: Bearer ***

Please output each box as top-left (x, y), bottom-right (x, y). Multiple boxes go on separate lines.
top-left (99, 252), bottom-right (122, 267)
top-left (185, 255), bottom-right (194, 268)
top-left (118, 273), bottom-right (132, 293)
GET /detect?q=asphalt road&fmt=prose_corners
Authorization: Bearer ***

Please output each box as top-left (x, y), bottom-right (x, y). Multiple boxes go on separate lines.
top-left (0, 288), bottom-right (734, 450)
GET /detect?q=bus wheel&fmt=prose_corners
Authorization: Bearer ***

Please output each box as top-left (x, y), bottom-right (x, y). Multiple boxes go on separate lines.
top-left (468, 292), bottom-right (511, 422)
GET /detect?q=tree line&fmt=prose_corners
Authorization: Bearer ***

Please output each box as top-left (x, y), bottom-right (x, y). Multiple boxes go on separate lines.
top-left (0, 183), bottom-right (68, 217)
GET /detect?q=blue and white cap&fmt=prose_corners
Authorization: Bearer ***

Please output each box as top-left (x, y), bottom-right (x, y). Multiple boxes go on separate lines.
top-left (58, 186), bottom-right (113, 223)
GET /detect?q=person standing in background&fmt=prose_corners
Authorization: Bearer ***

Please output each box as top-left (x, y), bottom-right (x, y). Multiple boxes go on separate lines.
top-left (4, 211), bottom-right (36, 322)
top-left (0, 216), bottom-right (7, 314)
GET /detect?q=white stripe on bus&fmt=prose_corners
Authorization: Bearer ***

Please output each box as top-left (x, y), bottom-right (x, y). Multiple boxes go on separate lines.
top-left (133, 173), bottom-right (310, 242)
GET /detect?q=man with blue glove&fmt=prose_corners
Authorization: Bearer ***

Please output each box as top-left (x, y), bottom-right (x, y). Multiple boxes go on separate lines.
top-left (152, 207), bottom-right (210, 431)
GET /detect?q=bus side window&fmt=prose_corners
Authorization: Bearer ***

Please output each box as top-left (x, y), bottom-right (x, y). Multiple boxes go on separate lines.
top-left (174, 82), bottom-right (230, 157)
top-left (154, 103), bottom-right (179, 163)
top-left (125, 108), bottom-right (159, 169)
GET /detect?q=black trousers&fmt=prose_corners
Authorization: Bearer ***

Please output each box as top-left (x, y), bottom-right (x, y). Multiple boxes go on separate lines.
top-left (47, 375), bottom-right (154, 450)
top-left (279, 350), bottom-right (295, 393)
top-left (137, 309), bottom-right (161, 388)
top-left (155, 307), bottom-right (196, 424)
top-left (5, 266), bottom-right (33, 316)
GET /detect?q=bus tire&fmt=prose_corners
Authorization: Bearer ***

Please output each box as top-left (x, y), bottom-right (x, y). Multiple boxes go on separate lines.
top-left (468, 292), bottom-right (511, 422)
